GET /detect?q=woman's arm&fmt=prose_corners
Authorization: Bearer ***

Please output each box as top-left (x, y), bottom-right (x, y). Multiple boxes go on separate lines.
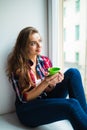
top-left (45, 72), bottom-right (64, 93)
top-left (23, 79), bottom-right (49, 101)
top-left (23, 73), bottom-right (61, 101)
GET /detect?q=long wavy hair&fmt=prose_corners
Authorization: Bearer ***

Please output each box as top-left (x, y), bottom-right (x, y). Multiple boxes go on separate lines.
top-left (6, 26), bottom-right (39, 90)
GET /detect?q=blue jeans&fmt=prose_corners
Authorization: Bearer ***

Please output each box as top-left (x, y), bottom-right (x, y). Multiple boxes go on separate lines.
top-left (15, 68), bottom-right (87, 130)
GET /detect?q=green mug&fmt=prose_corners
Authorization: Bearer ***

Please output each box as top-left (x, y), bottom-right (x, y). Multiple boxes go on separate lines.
top-left (48, 67), bottom-right (60, 76)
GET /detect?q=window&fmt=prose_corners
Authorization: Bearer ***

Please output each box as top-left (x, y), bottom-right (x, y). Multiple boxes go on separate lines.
top-left (75, 25), bottom-right (80, 40)
top-left (75, 0), bottom-right (80, 12)
top-left (48, 0), bottom-right (87, 99)
top-left (48, 0), bottom-right (63, 68)
top-left (63, 0), bottom-right (87, 98)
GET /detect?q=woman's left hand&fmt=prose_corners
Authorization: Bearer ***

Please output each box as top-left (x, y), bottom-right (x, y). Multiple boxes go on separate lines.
top-left (57, 72), bottom-right (64, 83)
top-left (45, 72), bottom-right (64, 92)
top-left (50, 72), bottom-right (64, 85)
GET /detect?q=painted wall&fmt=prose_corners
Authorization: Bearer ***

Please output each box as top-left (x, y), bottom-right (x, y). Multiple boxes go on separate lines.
top-left (0, 0), bottom-right (48, 114)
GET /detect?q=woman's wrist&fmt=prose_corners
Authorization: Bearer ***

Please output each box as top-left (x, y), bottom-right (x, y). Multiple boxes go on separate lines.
top-left (43, 78), bottom-right (50, 87)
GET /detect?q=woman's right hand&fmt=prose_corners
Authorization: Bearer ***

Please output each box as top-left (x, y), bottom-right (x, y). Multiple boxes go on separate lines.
top-left (45, 73), bottom-right (59, 86)
top-left (44, 72), bottom-right (64, 91)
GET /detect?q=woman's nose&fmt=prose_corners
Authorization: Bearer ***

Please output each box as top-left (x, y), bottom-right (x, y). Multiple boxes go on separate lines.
top-left (37, 42), bottom-right (42, 48)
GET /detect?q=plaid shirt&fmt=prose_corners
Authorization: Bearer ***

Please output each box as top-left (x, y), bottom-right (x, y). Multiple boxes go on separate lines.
top-left (11, 55), bottom-right (52, 103)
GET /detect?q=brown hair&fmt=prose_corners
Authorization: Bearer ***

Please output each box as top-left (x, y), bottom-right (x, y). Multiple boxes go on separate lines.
top-left (6, 26), bottom-right (39, 90)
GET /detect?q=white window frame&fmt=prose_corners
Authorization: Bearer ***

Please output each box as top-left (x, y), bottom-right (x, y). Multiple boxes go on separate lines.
top-left (47, 0), bottom-right (64, 70)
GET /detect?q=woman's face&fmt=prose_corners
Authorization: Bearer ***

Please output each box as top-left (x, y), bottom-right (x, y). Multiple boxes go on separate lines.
top-left (28, 33), bottom-right (42, 56)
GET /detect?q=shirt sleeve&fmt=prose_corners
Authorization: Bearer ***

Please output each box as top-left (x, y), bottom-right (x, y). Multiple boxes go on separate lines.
top-left (11, 73), bottom-right (27, 103)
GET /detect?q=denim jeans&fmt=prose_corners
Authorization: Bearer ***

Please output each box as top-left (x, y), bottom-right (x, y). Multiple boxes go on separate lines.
top-left (15, 68), bottom-right (87, 130)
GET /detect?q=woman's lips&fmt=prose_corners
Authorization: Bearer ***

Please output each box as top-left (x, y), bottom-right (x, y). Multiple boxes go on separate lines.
top-left (36, 49), bottom-right (41, 53)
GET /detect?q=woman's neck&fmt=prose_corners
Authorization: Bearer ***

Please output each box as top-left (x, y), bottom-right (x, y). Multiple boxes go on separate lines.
top-left (29, 55), bottom-right (39, 79)
top-left (28, 55), bottom-right (37, 64)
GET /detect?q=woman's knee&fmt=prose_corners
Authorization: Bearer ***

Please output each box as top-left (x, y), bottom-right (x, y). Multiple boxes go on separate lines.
top-left (67, 68), bottom-right (80, 75)
top-left (67, 98), bottom-right (80, 110)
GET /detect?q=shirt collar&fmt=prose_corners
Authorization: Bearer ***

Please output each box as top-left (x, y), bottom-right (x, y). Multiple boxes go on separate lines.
top-left (37, 55), bottom-right (44, 65)
top-left (28, 55), bottom-right (44, 67)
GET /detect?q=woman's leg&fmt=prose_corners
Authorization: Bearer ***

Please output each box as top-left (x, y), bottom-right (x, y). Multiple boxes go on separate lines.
top-left (47, 68), bottom-right (87, 113)
top-left (16, 98), bottom-right (87, 130)
top-left (64, 68), bottom-right (87, 113)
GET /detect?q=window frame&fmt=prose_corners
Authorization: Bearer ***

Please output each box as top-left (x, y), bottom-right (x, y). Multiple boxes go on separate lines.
top-left (47, 0), bottom-right (64, 69)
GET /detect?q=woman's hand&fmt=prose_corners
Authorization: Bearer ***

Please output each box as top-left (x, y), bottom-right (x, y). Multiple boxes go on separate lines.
top-left (45, 72), bottom-right (64, 92)
top-left (57, 72), bottom-right (64, 83)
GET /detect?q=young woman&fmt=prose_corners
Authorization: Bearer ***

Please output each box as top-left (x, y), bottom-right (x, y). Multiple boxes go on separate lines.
top-left (6, 26), bottom-right (87, 130)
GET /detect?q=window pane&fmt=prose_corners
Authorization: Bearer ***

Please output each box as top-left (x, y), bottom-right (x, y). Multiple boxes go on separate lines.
top-left (63, 0), bottom-right (81, 71)
top-left (63, 0), bottom-right (87, 99)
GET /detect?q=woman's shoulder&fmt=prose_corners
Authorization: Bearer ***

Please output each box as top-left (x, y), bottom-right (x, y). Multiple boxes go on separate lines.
top-left (40, 55), bottom-right (50, 61)
top-left (39, 55), bottom-right (52, 67)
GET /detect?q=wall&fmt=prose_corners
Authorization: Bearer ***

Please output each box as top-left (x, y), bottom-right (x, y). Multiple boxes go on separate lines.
top-left (0, 0), bottom-right (48, 114)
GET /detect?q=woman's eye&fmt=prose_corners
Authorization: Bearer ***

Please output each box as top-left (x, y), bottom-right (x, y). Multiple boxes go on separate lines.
top-left (30, 42), bottom-right (36, 46)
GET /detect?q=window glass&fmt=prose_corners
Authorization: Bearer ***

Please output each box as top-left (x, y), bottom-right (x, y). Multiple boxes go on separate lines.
top-left (63, 0), bottom-right (87, 98)
top-left (63, 0), bottom-right (80, 68)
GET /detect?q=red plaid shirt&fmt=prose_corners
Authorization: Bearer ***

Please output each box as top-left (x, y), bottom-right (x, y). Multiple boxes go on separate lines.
top-left (11, 55), bottom-right (52, 103)
top-left (30, 55), bottom-right (52, 84)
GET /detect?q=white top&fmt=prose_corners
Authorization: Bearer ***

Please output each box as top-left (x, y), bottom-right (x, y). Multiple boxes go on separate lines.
top-left (36, 79), bottom-right (42, 86)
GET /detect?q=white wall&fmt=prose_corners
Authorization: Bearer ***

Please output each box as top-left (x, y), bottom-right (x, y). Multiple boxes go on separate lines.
top-left (0, 0), bottom-right (48, 114)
